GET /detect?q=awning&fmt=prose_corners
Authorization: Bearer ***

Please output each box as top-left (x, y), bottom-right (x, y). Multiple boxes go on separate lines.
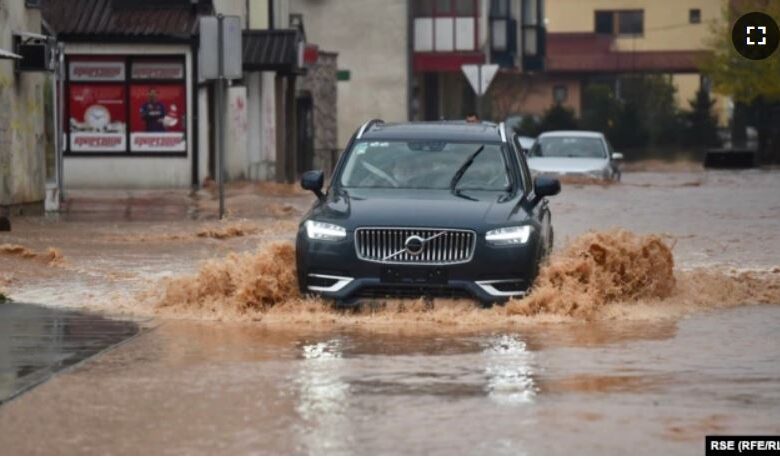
top-left (0, 48), bottom-right (22, 60)
top-left (243, 29), bottom-right (304, 75)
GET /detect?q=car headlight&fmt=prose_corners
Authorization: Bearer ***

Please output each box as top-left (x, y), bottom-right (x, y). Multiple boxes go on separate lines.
top-left (485, 225), bottom-right (532, 245)
top-left (305, 220), bottom-right (346, 241)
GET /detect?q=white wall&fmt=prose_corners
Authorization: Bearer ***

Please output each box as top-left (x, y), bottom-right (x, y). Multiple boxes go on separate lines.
top-left (225, 85), bottom-right (248, 180)
top-left (259, 71), bottom-right (276, 179)
top-left (246, 72), bottom-right (262, 179)
top-left (62, 44), bottom-right (193, 188)
top-left (197, 86), bottom-right (210, 183)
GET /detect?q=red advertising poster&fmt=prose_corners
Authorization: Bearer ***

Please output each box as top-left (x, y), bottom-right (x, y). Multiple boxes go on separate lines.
top-left (69, 59), bottom-right (126, 82)
top-left (68, 84), bottom-right (127, 152)
top-left (129, 84), bottom-right (186, 152)
top-left (131, 61), bottom-right (184, 80)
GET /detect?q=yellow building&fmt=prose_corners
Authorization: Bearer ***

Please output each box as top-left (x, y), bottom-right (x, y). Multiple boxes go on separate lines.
top-left (493, 0), bottom-right (729, 124)
top-left (552, 0), bottom-right (723, 111)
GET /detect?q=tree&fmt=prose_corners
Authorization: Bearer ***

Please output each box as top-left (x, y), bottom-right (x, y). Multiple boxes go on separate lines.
top-left (700, 1), bottom-right (780, 162)
top-left (619, 75), bottom-right (682, 147)
top-left (682, 87), bottom-right (720, 148)
top-left (538, 103), bottom-right (578, 132)
top-left (514, 115), bottom-right (541, 137)
top-left (581, 84), bottom-right (619, 135)
top-left (611, 100), bottom-right (647, 150)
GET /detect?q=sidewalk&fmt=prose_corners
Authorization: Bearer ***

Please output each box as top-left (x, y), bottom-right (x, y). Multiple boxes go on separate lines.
top-left (57, 181), bottom-right (311, 221)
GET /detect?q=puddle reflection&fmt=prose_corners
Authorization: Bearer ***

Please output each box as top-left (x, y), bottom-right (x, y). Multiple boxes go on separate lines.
top-left (294, 338), bottom-right (353, 454)
top-left (482, 335), bottom-right (537, 406)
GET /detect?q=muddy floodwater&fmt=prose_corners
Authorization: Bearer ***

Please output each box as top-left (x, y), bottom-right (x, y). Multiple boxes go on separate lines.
top-left (0, 306), bottom-right (778, 454)
top-left (0, 170), bottom-right (779, 454)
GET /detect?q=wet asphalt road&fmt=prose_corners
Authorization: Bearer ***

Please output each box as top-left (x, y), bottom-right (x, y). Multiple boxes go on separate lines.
top-left (0, 303), bottom-right (140, 404)
top-left (0, 305), bottom-right (779, 454)
top-left (0, 170), bottom-right (779, 454)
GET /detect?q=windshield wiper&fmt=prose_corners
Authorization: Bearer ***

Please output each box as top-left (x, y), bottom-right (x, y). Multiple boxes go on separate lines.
top-left (449, 145), bottom-right (485, 191)
top-left (451, 188), bottom-right (478, 201)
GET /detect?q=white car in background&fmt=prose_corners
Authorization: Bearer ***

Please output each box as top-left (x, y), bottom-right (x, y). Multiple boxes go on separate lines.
top-left (514, 135), bottom-right (536, 155)
top-left (527, 131), bottom-right (623, 181)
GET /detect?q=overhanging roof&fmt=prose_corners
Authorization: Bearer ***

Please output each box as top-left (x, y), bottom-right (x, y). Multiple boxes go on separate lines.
top-left (42, 0), bottom-right (212, 42)
top-left (0, 48), bottom-right (22, 60)
top-left (546, 33), bottom-right (706, 74)
top-left (243, 29), bottom-right (304, 75)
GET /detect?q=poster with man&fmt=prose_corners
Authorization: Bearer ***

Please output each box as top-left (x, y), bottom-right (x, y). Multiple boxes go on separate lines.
top-left (130, 84), bottom-right (186, 152)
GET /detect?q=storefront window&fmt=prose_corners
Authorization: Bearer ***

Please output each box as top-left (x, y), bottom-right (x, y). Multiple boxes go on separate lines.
top-left (65, 55), bottom-right (186, 155)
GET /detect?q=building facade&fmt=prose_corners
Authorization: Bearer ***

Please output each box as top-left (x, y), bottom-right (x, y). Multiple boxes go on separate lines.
top-left (0, 1), bottom-right (47, 212)
top-left (289, 0), bottom-right (408, 148)
top-left (545, 0), bottom-right (724, 117)
top-left (289, 0), bottom-right (544, 137)
top-left (38, 0), bottom-right (331, 189)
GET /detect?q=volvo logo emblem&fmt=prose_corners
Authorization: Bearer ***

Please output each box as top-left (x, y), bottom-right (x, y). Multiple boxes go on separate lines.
top-left (404, 235), bottom-right (425, 255)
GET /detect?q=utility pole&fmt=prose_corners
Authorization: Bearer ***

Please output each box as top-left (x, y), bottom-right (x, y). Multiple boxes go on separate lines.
top-left (216, 14), bottom-right (226, 220)
top-left (200, 14), bottom-right (241, 220)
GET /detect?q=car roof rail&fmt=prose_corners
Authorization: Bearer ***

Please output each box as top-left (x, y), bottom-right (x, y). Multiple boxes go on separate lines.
top-left (498, 121), bottom-right (507, 143)
top-left (356, 119), bottom-right (385, 139)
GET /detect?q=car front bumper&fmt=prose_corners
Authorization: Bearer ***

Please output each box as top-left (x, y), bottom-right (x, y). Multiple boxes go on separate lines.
top-left (296, 228), bottom-right (541, 304)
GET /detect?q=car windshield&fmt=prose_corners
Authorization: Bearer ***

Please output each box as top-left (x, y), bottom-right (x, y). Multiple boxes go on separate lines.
top-left (529, 136), bottom-right (607, 159)
top-left (339, 141), bottom-right (510, 191)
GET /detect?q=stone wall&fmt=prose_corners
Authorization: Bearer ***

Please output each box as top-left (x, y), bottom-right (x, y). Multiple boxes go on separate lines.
top-left (299, 51), bottom-right (339, 173)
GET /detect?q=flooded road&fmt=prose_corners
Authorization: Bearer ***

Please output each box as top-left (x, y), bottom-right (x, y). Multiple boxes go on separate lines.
top-left (0, 303), bottom-right (140, 404)
top-left (0, 305), bottom-right (778, 454)
top-left (0, 170), bottom-right (779, 454)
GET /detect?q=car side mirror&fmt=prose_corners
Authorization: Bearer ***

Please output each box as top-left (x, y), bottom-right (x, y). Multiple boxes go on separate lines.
top-left (531, 176), bottom-right (560, 206)
top-left (301, 170), bottom-right (325, 200)
top-left (612, 152), bottom-right (624, 161)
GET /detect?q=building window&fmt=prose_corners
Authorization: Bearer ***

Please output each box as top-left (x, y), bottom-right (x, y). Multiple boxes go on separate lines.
top-left (490, 0), bottom-right (511, 52)
top-left (594, 10), bottom-right (644, 36)
top-left (618, 10), bottom-right (643, 35)
top-left (595, 11), bottom-right (614, 35)
top-left (521, 0), bottom-right (541, 56)
top-left (490, 0), bottom-right (510, 17)
top-left (65, 55), bottom-right (187, 156)
top-left (413, 0), bottom-right (478, 52)
top-left (414, 0), bottom-right (435, 16)
top-left (689, 8), bottom-right (701, 24)
top-left (553, 85), bottom-right (568, 104)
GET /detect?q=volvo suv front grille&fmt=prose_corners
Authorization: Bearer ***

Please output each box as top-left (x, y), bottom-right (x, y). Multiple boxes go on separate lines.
top-left (355, 227), bottom-right (476, 265)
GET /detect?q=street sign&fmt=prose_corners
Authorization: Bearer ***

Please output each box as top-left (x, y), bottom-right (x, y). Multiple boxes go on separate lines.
top-left (199, 15), bottom-right (242, 81)
top-left (199, 16), bottom-right (218, 81)
top-left (461, 64), bottom-right (499, 96)
top-left (221, 16), bottom-right (243, 79)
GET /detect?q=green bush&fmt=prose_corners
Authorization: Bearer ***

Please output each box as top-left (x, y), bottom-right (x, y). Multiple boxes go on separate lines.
top-left (514, 116), bottom-right (541, 137)
top-left (682, 87), bottom-right (720, 148)
top-left (580, 76), bottom-right (687, 150)
top-left (539, 103), bottom-right (578, 132)
top-left (581, 84), bottom-right (619, 134)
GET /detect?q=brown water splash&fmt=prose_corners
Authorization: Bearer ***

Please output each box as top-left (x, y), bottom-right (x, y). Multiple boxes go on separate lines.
top-left (557, 175), bottom-right (615, 187)
top-left (506, 230), bottom-right (675, 318)
top-left (1, 244), bottom-right (65, 267)
top-left (154, 242), bottom-right (297, 314)
top-left (148, 230), bottom-right (779, 325)
top-left (196, 221), bottom-right (260, 239)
